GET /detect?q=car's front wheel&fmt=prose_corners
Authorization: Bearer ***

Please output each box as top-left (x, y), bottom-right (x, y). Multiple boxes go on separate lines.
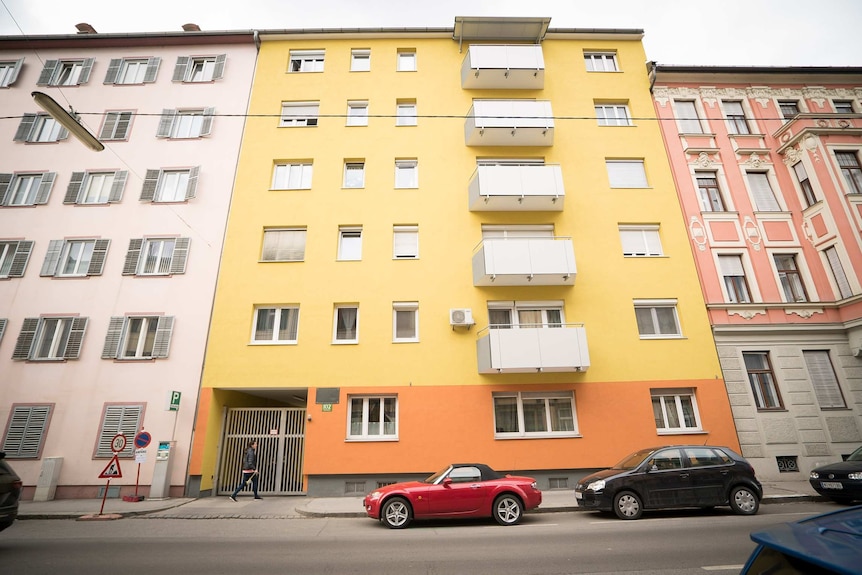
top-left (613, 491), bottom-right (643, 520)
top-left (493, 494), bottom-right (524, 525)
top-left (381, 497), bottom-right (412, 529)
top-left (729, 486), bottom-right (760, 515)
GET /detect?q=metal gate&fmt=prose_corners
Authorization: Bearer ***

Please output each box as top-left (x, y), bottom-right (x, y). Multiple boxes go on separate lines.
top-left (218, 407), bottom-right (306, 495)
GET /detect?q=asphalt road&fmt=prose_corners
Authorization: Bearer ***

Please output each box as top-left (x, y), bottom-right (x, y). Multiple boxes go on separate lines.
top-left (0, 501), bottom-right (839, 575)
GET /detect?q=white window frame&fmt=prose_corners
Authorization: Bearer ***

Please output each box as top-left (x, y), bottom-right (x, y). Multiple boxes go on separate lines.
top-left (14, 113), bottom-right (68, 143)
top-left (717, 253), bottom-right (753, 304)
top-left (651, 389), bottom-right (702, 434)
top-left (595, 103), bottom-right (632, 126)
top-left (37, 58), bottom-right (94, 86)
top-left (392, 302), bottom-right (418, 343)
top-left (104, 57), bottom-right (160, 85)
top-left (723, 100), bottom-right (752, 135)
top-left (40, 238), bottom-right (109, 278)
top-left (584, 52), bottom-right (618, 72)
top-left (674, 100), bottom-right (704, 134)
top-left (348, 395), bottom-right (397, 440)
top-left (634, 299), bottom-right (682, 339)
top-left (493, 391), bottom-right (578, 438)
top-left (101, 316), bottom-right (173, 360)
top-left (778, 99), bottom-right (801, 122)
top-left (279, 102), bottom-right (319, 127)
top-left (346, 101), bottom-right (369, 126)
top-left (252, 306), bottom-right (299, 344)
top-left (350, 49), bottom-right (371, 72)
top-left (487, 300), bottom-right (564, 329)
top-left (619, 225), bottom-right (662, 257)
top-left (1, 404), bottom-right (53, 458)
top-left (288, 50), bottom-right (325, 73)
top-left (1, 172), bottom-right (56, 206)
top-left (96, 405), bottom-right (142, 457)
top-left (261, 228), bottom-right (306, 262)
top-left (606, 160), bottom-right (648, 188)
top-left (397, 50), bottom-right (416, 72)
top-left (343, 162), bottom-right (365, 188)
top-left (396, 102), bottom-right (417, 126)
top-left (0, 240), bottom-right (33, 278)
top-left (99, 111), bottom-right (133, 141)
top-left (695, 171), bottom-right (729, 212)
top-left (0, 59), bottom-right (24, 87)
top-left (65, 171), bottom-right (127, 205)
top-left (272, 162), bottom-right (312, 190)
top-left (122, 237), bottom-right (189, 276)
top-left (394, 160), bottom-right (418, 189)
top-left (393, 225), bottom-right (418, 259)
top-left (333, 305), bottom-right (359, 344)
top-left (771, 251), bottom-right (810, 303)
top-left (157, 108), bottom-right (215, 139)
top-left (746, 171), bottom-right (782, 212)
top-left (173, 55), bottom-right (225, 83)
top-left (803, 350), bottom-right (847, 409)
top-left (823, 246), bottom-right (853, 299)
top-left (337, 226), bottom-right (362, 261)
top-left (13, 316), bottom-right (88, 361)
top-left (140, 167), bottom-right (199, 203)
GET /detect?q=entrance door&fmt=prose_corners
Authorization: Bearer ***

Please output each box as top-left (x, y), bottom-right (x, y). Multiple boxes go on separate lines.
top-left (218, 407), bottom-right (306, 495)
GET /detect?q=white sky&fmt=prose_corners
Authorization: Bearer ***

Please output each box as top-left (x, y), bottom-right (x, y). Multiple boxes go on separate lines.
top-left (1, 0), bottom-right (861, 67)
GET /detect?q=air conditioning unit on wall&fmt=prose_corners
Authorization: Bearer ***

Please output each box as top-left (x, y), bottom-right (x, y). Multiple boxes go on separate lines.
top-left (449, 308), bottom-right (475, 327)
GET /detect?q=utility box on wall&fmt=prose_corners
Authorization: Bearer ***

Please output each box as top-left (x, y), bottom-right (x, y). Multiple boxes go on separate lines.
top-left (34, 457), bottom-right (63, 501)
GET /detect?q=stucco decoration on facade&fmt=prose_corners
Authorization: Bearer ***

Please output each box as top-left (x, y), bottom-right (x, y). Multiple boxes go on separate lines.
top-left (744, 151), bottom-right (766, 168)
top-left (727, 308), bottom-right (767, 320)
top-left (742, 216), bottom-right (763, 251)
top-left (782, 145), bottom-right (803, 166)
top-left (650, 86), bottom-right (701, 107)
top-left (695, 151), bottom-right (716, 168)
top-left (785, 308), bottom-right (824, 319)
top-left (689, 215), bottom-right (708, 251)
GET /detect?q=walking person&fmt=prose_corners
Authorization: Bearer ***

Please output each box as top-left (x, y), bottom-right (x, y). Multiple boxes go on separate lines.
top-left (229, 440), bottom-right (262, 501)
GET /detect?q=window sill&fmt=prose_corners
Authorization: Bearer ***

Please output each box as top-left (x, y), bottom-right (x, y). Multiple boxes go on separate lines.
top-left (249, 341), bottom-right (298, 346)
top-left (656, 429), bottom-right (706, 435)
top-left (332, 341), bottom-right (358, 345)
top-left (638, 335), bottom-right (685, 340)
top-left (345, 437), bottom-right (398, 443)
top-left (494, 433), bottom-right (581, 440)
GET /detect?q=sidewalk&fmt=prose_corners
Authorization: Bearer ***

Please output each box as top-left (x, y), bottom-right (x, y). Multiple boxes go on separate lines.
top-left (17, 479), bottom-right (822, 521)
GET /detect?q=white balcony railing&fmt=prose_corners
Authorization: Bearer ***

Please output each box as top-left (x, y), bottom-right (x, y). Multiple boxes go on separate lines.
top-left (468, 164), bottom-right (565, 211)
top-left (461, 44), bottom-right (545, 89)
top-left (476, 324), bottom-right (590, 373)
top-left (465, 100), bottom-right (554, 146)
top-left (472, 237), bottom-right (576, 286)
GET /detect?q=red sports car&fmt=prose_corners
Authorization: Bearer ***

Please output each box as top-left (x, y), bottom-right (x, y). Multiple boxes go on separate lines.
top-left (363, 463), bottom-right (543, 529)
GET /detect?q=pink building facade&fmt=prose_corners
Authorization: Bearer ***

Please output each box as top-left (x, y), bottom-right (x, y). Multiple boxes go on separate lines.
top-left (0, 27), bottom-right (256, 498)
top-left (653, 66), bottom-right (862, 482)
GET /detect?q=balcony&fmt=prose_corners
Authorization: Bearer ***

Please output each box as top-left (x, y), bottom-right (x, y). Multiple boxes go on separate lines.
top-left (468, 164), bottom-right (564, 211)
top-left (477, 324), bottom-right (590, 373)
top-left (465, 100), bottom-right (554, 147)
top-left (472, 237), bottom-right (576, 286)
top-left (461, 45), bottom-right (545, 90)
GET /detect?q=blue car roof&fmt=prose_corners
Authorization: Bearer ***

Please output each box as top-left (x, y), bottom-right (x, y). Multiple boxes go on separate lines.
top-left (748, 505), bottom-right (862, 575)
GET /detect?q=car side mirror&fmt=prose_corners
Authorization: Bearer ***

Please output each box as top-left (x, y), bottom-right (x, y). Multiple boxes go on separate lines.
top-left (443, 478), bottom-right (453, 487)
top-left (647, 464), bottom-right (658, 473)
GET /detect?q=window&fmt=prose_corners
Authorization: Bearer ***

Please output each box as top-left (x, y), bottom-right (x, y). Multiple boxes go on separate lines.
top-left (393, 225), bottom-right (418, 259)
top-left (396, 101), bottom-right (417, 126)
top-left (40, 239), bottom-right (109, 277)
top-left (64, 171), bottom-right (128, 205)
top-left (834, 100), bottom-right (855, 114)
top-left (393, 302), bottom-right (418, 342)
top-left (792, 162), bottom-right (817, 207)
top-left (747, 172), bottom-right (781, 211)
top-left (333, 305), bottom-right (359, 343)
top-left (394, 159), bottom-right (418, 188)
top-left (122, 237), bottom-right (190, 276)
top-left (773, 254), bottom-right (808, 302)
top-left (157, 108), bottom-right (215, 139)
top-left (1, 404), bottom-right (53, 458)
top-left (718, 255), bottom-right (752, 303)
top-left (584, 52), bottom-right (617, 72)
top-left (12, 316), bottom-right (88, 361)
top-left (397, 49), bottom-right (416, 71)
top-left (140, 167), bottom-right (199, 202)
top-left (619, 225), bottom-right (662, 257)
top-left (338, 227), bottom-right (362, 260)
top-left (823, 246), bottom-right (853, 299)
top-left (595, 103), bottom-right (631, 126)
top-left (280, 102), bottom-right (319, 127)
top-left (634, 300), bottom-right (681, 338)
top-left (0, 318), bottom-right (5, 343)
top-left (348, 396), bottom-right (396, 440)
top-left (99, 111), bottom-right (133, 141)
top-left (261, 228), bottom-right (306, 262)
top-left (252, 307), bottom-right (299, 344)
top-left (346, 101), bottom-right (368, 126)
top-left (343, 162), bottom-right (365, 188)
top-left (674, 100), bottom-right (703, 134)
top-left (102, 316), bottom-right (174, 359)
top-left (835, 151), bottom-right (862, 194)
top-left (723, 101), bottom-right (751, 135)
top-left (173, 55), bottom-right (225, 82)
top-left (0, 240), bottom-right (33, 278)
top-left (493, 391), bottom-right (577, 438)
top-left (350, 49), bottom-right (370, 71)
top-left (0, 172), bottom-right (56, 206)
top-left (803, 351), bottom-right (847, 409)
top-left (743, 352), bottom-right (783, 410)
top-left (36, 58), bottom-right (94, 86)
top-left (695, 173), bottom-right (727, 211)
top-left (104, 57), bottom-right (160, 84)
top-left (778, 100), bottom-right (800, 122)
top-left (14, 114), bottom-right (68, 143)
top-left (96, 405), bottom-right (142, 457)
top-left (651, 389), bottom-right (700, 433)
top-left (488, 301), bottom-right (563, 329)
top-left (288, 50), bottom-right (324, 72)
top-left (0, 58), bottom-right (23, 87)
top-left (606, 160), bottom-right (648, 188)
top-left (272, 163), bottom-right (312, 190)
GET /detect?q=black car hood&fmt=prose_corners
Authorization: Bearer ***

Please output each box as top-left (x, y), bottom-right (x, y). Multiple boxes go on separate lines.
top-left (580, 467), bottom-right (633, 484)
top-left (813, 460), bottom-right (862, 473)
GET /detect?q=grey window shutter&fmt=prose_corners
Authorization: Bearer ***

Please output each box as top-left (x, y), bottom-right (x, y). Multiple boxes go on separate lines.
top-left (101, 317), bottom-right (125, 358)
top-left (152, 316), bottom-right (175, 358)
top-left (14, 114), bottom-right (36, 141)
top-left (98, 405), bottom-right (141, 457)
top-left (2, 405), bottom-right (51, 457)
top-left (213, 54), bottom-right (226, 79)
top-left (77, 58), bottom-right (95, 84)
top-left (200, 107), bottom-right (215, 136)
top-left (57, 127), bottom-right (70, 141)
top-left (185, 166), bottom-right (200, 199)
top-left (64, 317), bottom-right (88, 359)
top-left (8, 240), bottom-right (34, 277)
top-left (143, 57), bottom-right (161, 82)
top-left (64, 172), bottom-right (86, 204)
top-left (35, 172), bottom-right (56, 204)
top-left (99, 113), bottom-right (118, 139)
top-left (12, 318), bottom-right (39, 360)
top-left (122, 238), bottom-right (143, 275)
top-left (40, 240), bottom-right (64, 276)
top-left (156, 109), bottom-right (176, 138)
top-left (169, 238), bottom-right (190, 274)
top-left (88, 239), bottom-right (110, 275)
top-left (0, 319), bottom-right (6, 343)
top-left (140, 170), bottom-right (160, 202)
top-left (7, 58), bottom-right (24, 85)
top-left (36, 60), bottom-right (58, 85)
top-left (108, 171), bottom-right (127, 202)
top-left (104, 58), bottom-right (122, 84)
top-left (0, 174), bottom-right (11, 205)
top-left (172, 56), bottom-right (189, 82)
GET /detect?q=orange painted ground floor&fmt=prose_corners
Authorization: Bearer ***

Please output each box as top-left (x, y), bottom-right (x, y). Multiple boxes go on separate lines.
top-left (187, 379), bottom-right (739, 497)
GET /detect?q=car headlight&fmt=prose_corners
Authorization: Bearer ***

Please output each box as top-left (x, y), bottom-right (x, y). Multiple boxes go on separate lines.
top-left (530, 481), bottom-right (539, 491)
top-left (809, 471), bottom-right (820, 479)
top-left (849, 472), bottom-right (862, 480)
top-left (368, 491), bottom-right (382, 501)
top-left (587, 479), bottom-right (605, 492)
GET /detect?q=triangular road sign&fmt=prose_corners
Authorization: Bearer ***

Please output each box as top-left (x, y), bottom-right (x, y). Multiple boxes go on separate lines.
top-left (99, 454), bottom-right (123, 479)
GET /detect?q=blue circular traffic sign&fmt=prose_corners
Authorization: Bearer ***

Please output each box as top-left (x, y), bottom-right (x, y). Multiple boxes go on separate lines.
top-left (134, 431), bottom-right (152, 449)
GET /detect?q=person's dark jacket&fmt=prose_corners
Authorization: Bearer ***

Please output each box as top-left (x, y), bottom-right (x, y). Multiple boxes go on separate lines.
top-left (242, 447), bottom-right (257, 471)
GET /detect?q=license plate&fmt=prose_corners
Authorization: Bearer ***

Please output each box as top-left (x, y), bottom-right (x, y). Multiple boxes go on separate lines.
top-left (574, 491), bottom-right (583, 500)
top-left (820, 481), bottom-right (843, 490)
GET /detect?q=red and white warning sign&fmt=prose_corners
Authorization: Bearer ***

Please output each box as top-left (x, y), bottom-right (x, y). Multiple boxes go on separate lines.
top-left (99, 454), bottom-right (123, 479)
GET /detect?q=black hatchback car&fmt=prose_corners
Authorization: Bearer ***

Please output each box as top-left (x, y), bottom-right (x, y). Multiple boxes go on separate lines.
top-left (575, 445), bottom-right (762, 520)
top-left (808, 445), bottom-right (862, 504)
top-left (0, 451), bottom-right (23, 532)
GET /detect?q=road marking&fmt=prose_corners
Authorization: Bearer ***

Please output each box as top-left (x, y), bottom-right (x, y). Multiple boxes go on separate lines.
top-left (702, 566), bottom-right (743, 571)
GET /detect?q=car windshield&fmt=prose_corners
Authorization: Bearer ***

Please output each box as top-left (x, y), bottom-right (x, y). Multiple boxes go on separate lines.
top-left (424, 466), bottom-right (452, 484)
top-left (848, 446), bottom-right (862, 462)
top-left (613, 449), bottom-right (655, 470)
